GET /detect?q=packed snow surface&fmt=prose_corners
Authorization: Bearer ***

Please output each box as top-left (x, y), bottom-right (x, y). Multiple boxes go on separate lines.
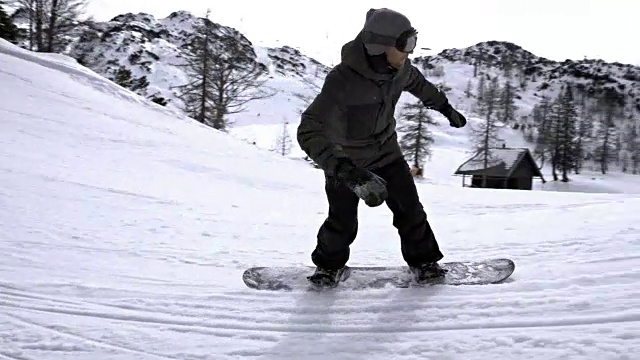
top-left (1, 39), bottom-right (639, 359)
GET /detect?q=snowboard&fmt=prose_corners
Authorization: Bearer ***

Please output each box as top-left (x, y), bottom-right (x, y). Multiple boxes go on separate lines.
top-left (242, 258), bottom-right (515, 291)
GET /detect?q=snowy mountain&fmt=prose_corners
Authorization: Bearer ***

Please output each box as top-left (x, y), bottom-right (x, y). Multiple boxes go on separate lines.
top-left (403, 40), bottom-right (640, 178)
top-left (7, 8), bottom-right (640, 178)
top-left (414, 40), bottom-right (640, 120)
top-left (10, 10), bottom-right (329, 126)
top-left (2, 37), bottom-right (640, 359)
top-left (10, 9), bottom-right (640, 127)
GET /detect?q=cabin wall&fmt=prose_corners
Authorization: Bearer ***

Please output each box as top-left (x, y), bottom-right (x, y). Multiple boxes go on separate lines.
top-left (507, 177), bottom-right (532, 190)
top-left (510, 158), bottom-right (537, 177)
top-left (471, 176), bottom-right (506, 189)
top-left (471, 175), bottom-right (533, 190)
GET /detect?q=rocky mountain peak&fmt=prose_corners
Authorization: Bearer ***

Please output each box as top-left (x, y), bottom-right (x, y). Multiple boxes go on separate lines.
top-left (265, 45), bottom-right (329, 79)
top-left (412, 39), bottom-right (640, 113)
top-left (37, 10), bottom-right (328, 109)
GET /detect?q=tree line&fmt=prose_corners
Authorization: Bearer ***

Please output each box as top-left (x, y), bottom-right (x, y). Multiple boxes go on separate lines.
top-left (1, 0), bottom-right (87, 52)
top-left (0, 1), bottom-right (19, 41)
top-left (528, 86), bottom-right (640, 179)
top-left (1, 4), bottom-right (274, 132)
top-left (3, 2), bottom-right (639, 171)
top-left (397, 68), bottom-right (640, 182)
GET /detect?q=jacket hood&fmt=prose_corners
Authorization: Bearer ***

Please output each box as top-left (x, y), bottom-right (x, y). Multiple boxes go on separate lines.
top-left (340, 31), bottom-right (394, 82)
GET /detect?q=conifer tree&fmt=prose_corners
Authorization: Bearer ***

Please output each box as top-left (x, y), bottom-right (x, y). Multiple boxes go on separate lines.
top-left (531, 96), bottom-right (553, 168)
top-left (111, 66), bottom-right (149, 95)
top-left (0, 1), bottom-right (19, 42)
top-left (614, 133), bottom-right (623, 167)
top-left (620, 123), bottom-right (636, 173)
top-left (574, 94), bottom-right (595, 174)
top-left (593, 90), bottom-right (622, 174)
top-left (549, 85), bottom-right (579, 182)
top-left (547, 98), bottom-right (562, 181)
top-left (628, 123), bottom-right (640, 174)
top-left (518, 64), bottom-right (529, 90)
top-left (397, 99), bottom-right (437, 172)
top-left (472, 53), bottom-right (483, 77)
top-left (469, 76), bottom-right (503, 187)
top-left (474, 75), bottom-right (486, 116)
top-left (273, 120), bottom-right (292, 156)
top-left (501, 53), bottom-right (514, 79)
top-left (464, 79), bottom-right (472, 98)
top-left (499, 80), bottom-right (518, 124)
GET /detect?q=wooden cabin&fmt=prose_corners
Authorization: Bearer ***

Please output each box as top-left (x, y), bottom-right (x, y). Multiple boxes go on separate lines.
top-left (454, 147), bottom-right (544, 190)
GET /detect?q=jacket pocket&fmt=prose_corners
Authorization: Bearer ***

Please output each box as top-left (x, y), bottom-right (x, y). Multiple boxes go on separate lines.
top-left (345, 102), bottom-right (382, 140)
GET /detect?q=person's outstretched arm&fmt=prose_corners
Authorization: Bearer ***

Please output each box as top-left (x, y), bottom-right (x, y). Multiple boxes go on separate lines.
top-left (404, 64), bottom-right (467, 128)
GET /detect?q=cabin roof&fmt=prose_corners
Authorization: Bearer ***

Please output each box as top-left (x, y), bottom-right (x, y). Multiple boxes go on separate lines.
top-left (454, 147), bottom-right (542, 178)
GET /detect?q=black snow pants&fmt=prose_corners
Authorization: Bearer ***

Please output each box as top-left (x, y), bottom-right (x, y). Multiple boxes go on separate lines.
top-left (311, 157), bottom-right (444, 270)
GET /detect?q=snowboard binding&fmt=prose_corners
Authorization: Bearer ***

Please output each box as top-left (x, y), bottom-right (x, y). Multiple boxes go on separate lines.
top-left (307, 266), bottom-right (350, 287)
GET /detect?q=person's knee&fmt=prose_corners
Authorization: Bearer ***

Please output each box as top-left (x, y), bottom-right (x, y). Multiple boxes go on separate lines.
top-left (393, 203), bottom-right (426, 228)
top-left (392, 194), bottom-right (424, 215)
top-left (318, 218), bottom-right (356, 255)
top-left (328, 215), bottom-right (358, 234)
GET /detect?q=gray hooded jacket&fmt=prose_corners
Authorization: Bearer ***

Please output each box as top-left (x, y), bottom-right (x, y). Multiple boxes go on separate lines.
top-left (296, 31), bottom-right (449, 176)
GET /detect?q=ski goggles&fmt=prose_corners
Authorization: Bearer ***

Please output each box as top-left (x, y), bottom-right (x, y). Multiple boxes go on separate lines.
top-left (396, 28), bottom-right (418, 53)
top-left (363, 27), bottom-right (418, 53)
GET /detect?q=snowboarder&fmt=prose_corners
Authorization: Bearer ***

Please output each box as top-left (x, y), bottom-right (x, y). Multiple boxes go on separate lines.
top-left (297, 8), bottom-right (467, 286)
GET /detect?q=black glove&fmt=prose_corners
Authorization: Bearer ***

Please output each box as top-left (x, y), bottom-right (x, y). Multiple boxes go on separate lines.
top-left (335, 158), bottom-right (388, 207)
top-left (439, 103), bottom-right (467, 128)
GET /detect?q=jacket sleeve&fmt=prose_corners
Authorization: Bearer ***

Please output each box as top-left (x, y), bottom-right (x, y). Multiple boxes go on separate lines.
top-left (403, 64), bottom-right (449, 111)
top-left (297, 71), bottom-right (349, 176)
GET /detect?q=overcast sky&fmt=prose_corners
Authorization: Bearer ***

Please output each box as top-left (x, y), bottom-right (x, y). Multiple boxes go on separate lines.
top-left (86, 0), bottom-right (639, 67)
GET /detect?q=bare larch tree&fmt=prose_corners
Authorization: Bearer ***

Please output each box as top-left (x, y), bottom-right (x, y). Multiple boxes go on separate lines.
top-left (175, 9), bottom-right (273, 131)
top-left (11, 0), bottom-right (87, 52)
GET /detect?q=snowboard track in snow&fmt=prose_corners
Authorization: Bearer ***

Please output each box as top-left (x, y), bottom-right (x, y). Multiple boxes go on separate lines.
top-left (3, 313), bottom-right (175, 360)
top-left (3, 284), bottom-right (640, 335)
top-left (2, 282), bottom-right (639, 359)
top-left (6, 303), bottom-right (639, 335)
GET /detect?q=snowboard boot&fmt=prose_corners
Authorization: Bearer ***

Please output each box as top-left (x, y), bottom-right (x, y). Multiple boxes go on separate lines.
top-left (410, 262), bottom-right (447, 283)
top-left (307, 266), bottom-right (348, 287)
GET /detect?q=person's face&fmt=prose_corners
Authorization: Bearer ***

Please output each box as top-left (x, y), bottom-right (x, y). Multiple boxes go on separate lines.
top-left (385, 47), bottom-right (409, 69)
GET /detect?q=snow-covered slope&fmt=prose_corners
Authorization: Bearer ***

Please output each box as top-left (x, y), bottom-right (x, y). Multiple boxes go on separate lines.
top-left (2, 39), bottom-right (640, 359)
